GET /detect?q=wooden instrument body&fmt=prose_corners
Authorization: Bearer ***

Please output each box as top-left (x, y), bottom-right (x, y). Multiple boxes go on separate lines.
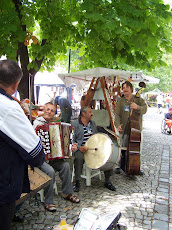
top-left (12, 96), bottom-right (39, 119)
top-left (16, 167), bottom-right (52, 205)
top-left (126, 116), bottom-right (141, 175)
top-left (124, 82), bottom-right (146, 175)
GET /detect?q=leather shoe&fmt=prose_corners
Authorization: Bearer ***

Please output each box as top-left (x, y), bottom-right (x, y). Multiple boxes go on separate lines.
top-left (104, 182), bottom-right (116, 191)
top-left (73, 184), bottom-right (80, 192)
top-left (114, 167), bottom-right (121, 174)
top-left (12, 214), bottom-right (24, 223)
top-left (139, 170), bottom-right (144, 176)
top-left (73, 181), bottom-right (80, 192)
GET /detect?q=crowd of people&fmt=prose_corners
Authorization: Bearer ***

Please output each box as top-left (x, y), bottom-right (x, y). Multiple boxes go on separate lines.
top-left (1, 59), bottom-right (149, 230)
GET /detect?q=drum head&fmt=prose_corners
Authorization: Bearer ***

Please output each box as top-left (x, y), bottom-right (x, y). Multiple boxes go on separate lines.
top-left (85, 133), bottom-right (113, 169)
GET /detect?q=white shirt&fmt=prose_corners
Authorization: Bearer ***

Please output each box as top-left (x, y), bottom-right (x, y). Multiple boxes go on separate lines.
top-left (0, 93), bottom-right (41, 153)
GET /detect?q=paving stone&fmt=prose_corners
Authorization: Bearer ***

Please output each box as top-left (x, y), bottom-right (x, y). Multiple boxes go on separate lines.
top-left (137, 219), bottom-right (143, 223)
top-left (142, 225), bottom-right (152, 230)
top-left (156, 192), bottom-right (169, 199)
top-left (154, 205), bottom-right (169, 216)
top-left (152, 220), bottom-right (168, 230)
top-left (157, 187), bottom-right (169, 193)
top-left (159, 178), bottom-right (169, 183)
top-left (154, 213), bottom-right (168, 222)
top-left (156, 198), bottom-right (168, 205)
top-left (143, 219), bottom-right (151, 225)
top-left (169, 223), bottom-right (172, 230)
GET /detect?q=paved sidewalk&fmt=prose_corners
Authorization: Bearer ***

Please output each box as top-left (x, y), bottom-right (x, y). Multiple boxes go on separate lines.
top-left (11, 107), bottom-right (172, 230)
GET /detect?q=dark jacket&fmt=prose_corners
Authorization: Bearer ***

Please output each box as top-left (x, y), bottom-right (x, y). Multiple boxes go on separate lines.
top-left (54, 96), bottom-right (72, 110)
top-left (72, 118), bottom-right (97, 152)
top-left (165, 113), bottom-right (172, 119)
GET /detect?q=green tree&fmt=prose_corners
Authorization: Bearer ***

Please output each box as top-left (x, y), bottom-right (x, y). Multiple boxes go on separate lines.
top-left (0, 0), bottom-right (76, 99)
top-left (74, 0), bottom-right (172, 70)
top-left (144, 53), bottom-right (172, 92)
top-left (0, 0), bottom-right (172, 99)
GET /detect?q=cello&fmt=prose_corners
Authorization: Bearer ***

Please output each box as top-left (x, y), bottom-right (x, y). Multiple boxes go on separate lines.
top-left (124, 82), bottom-right (146, 175)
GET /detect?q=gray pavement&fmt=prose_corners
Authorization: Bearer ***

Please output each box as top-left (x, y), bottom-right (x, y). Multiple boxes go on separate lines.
top-left (11, 107), bottom-right (172, 230)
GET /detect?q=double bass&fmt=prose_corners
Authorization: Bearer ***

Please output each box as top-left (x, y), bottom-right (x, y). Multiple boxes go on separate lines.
top-left (122, 82), bottom-right (146, 175)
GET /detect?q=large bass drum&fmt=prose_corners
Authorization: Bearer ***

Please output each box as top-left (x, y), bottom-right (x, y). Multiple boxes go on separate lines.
top-left (84, 133), bottom-right (120, 171)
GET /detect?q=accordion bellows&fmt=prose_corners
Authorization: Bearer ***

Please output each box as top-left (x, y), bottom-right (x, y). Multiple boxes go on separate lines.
top-left (36, 122), bottom-right (72, 160)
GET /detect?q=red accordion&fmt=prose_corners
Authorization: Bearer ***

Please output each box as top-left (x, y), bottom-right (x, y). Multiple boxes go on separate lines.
top-left (36, 122), bottom-right (72, 160)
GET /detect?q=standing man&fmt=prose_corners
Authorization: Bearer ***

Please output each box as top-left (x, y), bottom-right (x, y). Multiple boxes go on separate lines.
top-left (72, 106), bottom-right (116, 192)
top-left (114, 81), bottom-right (147, 175)
top-left (53, 95), bottom-right (72, 123)
top-left (33, 102), bottom-right (80, 203)
top-left (157, 93), bottom-right (163, 114)
top-left (165, 94), bottom-right (171, 110)
top-left (0, 60), bottom-right (45, 230)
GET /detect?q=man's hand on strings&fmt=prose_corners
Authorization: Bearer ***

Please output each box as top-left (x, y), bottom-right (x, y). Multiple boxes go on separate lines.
top-left (117, 124), bottom-right (123, 133)
top-left (130, 102), bottom-right (138, 110)
top-left (37, 105), bottom-right (45, 117)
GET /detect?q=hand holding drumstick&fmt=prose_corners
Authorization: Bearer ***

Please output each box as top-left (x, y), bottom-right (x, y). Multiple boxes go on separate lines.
top-left (79, 146), bottom-right (88, 153)
top-left (71, 143), bottom-right (87, 152)
top-left (71, 143), bottom-right (97, 153)
top-left (80, 146), bottom-right (98, 153)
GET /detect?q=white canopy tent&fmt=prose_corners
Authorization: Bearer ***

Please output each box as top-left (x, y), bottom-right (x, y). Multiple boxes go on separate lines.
top-left (34, 71), bottom-right (66, 87)
top-left (34, 71), bottom-right (66, 104)
top-left (58, 67), bottom-right (160, 90)
top-left (145, 88), bottom-right (161, 95)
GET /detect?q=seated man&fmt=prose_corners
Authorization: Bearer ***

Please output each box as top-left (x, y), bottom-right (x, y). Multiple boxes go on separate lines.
top-left (165, 107), bottom-right (172, 119)
top-left (33, 102), bottom-right (80, 209)
top-left (165, 108), bottom-right (172, 134)
top-left (72, 106), bottom-right (116, 192)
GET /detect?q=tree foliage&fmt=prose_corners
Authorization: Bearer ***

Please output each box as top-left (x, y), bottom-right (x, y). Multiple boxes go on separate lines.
top-left (0, 0), bottom-right (172, 99)
top-left (77, 0), bottom-right (172, 70)
top-left (144, 53), bottom-right (172, 93)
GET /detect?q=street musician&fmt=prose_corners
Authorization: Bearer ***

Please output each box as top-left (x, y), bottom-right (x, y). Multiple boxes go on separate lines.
top-left (0, 60), bottom-right (45, 230)
top-left (114, 81), bottom-right (147, 175)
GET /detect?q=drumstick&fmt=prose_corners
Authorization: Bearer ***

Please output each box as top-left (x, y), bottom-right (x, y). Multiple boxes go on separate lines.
top-left (103, 127), bottom-right (121, 139)
top-left (88, 148), bottom-right (98, 151)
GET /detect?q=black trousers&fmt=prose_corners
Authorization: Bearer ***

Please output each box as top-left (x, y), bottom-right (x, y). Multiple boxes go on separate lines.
top-left (0, 201), bottom-right (16, 230)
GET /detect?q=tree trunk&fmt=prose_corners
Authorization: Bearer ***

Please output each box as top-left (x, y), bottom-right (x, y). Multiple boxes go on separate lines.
top-left (12, 0), bottom-right (46, 102)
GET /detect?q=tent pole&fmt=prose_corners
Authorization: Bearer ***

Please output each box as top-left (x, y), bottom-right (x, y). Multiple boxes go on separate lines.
top-left (67, 49), bottom-right (71, 101)
top-left (68, 49), bottom-right (71, 73)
